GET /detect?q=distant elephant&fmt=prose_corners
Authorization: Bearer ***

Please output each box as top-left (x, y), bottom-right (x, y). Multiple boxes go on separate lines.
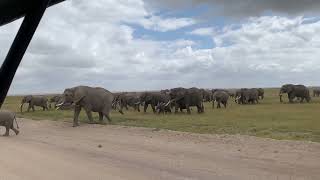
top-left (139, 92), bottom-right (170, 113)
top-left (57, 86), bottom-right (123, 127)
top-left (236, 88), bottom-right (259, 104)
top-left (20, 95), bottom-right (48, 112)
top-left (167, 87), bottom-right (204, 114)
top-left (49, 95), bottom-right (62, 108)
top-left (212, 90), bottom-right (229, 109)
top-left (279, 84), bottom-right (311, 103)
top-left (200, 89), bottom-right (212, 102)
top-left (113, 92), bottom-right (141, 112)
top-left (0, 111), bottom-right (19, 136)
top-left (257, 88), bottom-right (265, 99)
top-left (313, 89), bottom-right (320, 97)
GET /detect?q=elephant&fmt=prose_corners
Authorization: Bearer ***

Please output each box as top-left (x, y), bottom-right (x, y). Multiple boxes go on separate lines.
top-left (257, 88), bottom-right (265, 99)
top-left (0, 111), bottom-right (19, 136)
top-left (20, 95), bottom-right (48, 112)
top-left (236, 88), bottom-right (259, 104)
top-left (279, 84), bottom-right (311, 103)
top-left (200, 89), bottom-right (212, 102)
top-left (167, 87), bottom-right (204, 114)
top-left (57, 86), bottom-right (123, 127)
top-left (49, 95), bottom-right (62, 108)
top-left (313, 89), bottom-right (320, 97)
top-left (212, 90), bottom-right (229, 109)
top-left (113, 92), bottom-right (141, 112)
top-left (139, 92), bottom-right (171, 113)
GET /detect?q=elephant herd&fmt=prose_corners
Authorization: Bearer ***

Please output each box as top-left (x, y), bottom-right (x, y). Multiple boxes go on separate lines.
top-left (10, 84), bottom-right (318, 132)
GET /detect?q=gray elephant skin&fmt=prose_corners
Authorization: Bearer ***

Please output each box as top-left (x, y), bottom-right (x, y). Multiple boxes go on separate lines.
top-left (313, 89), bottom-right (320, 97)
top-left (139, 92), bottom-right (170, 113)
top-left (58, 86), bottom-right (122, 127)
top-left (167, 87), bottom-right (204, 114)
top-left (279, 84), bottom-right (311, 103)
top-left (113, 92), bottom-right (141, 112)
top-left (212, 90), bottom-right (229, 109)
top-left (257, 88), bottom-right (264, 99)
top-left (20, 95), bottom-right (48, 112)
top-left (236, 88), bottom-right (259, 104)
top-left (0, 111), bottom-right (19, 136)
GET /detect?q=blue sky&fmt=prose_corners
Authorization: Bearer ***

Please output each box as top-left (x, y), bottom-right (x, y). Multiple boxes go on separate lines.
top-left (1, 0), bottom-right (320, 94)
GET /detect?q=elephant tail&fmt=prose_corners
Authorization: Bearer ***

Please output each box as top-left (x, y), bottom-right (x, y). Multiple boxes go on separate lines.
top-left (14, 115), bottom-right (19, 129)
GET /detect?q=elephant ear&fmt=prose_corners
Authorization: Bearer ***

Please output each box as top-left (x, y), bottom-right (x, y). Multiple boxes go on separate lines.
top-left (286, 86), bottom-right (294, 93)
top-left (73, 88), bottom-right (86, 104)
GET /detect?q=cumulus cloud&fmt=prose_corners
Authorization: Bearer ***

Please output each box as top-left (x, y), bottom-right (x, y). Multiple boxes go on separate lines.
top-left (189, 27), bottom-right (215, 36)
top-left (1, 0), bottom-right (320, 94)
top-left (147, 0), bottom-right (320, 17)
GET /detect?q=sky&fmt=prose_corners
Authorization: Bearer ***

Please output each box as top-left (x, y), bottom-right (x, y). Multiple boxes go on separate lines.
top-left (1, 0), bottom-right (320, 94)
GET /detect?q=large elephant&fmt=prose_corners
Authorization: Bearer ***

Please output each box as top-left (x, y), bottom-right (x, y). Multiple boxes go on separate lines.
top-left (279, 84), bottom-right (311, 103)
top-left (57, 86), bottom-right (122, 127)
top-left (167, 87), bottom-right (204, 114)
top-left (313, 89), bottom-right (320, 97)
top-left (20, 95), bottom-right (48, 112)
top-left (212, 90), bottom-right (229, 109)
top-left (0, 111), bottom-right (19, 136)
top-left (139, 92), bottom-right (170, 113)
top-left (236, 88), bottom-right (259, 104)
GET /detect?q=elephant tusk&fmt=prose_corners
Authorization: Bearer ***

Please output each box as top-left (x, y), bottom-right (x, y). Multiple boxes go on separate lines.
top-left (56, 102), bottom-right (64, 107)
top-left (134, 102), bottom-right (141, 105)
top-left (165, 100), bottom-right (173, 107)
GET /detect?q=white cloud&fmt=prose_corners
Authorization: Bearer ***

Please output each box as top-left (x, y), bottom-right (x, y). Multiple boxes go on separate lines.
top-left (139, 16), bottom-right (196, 32)
top-left (1, 0), bottom-right (320, 94)
top-left (189, 27), bottom-right (215, 36)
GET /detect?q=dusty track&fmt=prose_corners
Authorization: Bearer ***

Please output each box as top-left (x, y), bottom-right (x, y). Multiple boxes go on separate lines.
top-left (0, 118), bottom-right (319, 180)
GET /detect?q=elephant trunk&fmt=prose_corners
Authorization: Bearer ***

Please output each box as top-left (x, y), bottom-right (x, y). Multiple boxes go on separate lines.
top-left (279, 93), bottom-right (283, 103)
top-left (55, 102), bottom-right (65, 110)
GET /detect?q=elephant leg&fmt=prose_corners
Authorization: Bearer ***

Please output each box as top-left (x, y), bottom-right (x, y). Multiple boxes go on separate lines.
top-left (27, 104), bottom-right (31, 112)
top-left (4, 126), bottom-right (10, 136)
top-left (99, 112), bottom-right (104, 122)
top-left (151, 104), bottom-right (156, 113)
top-left (212, 101), bottom-right (215, 109)
top-left (175, 106), bottom-right (179, 113)
top-left (73, 105), bottom-right (81, 127)
top-left (104, 114), bottom-right (112, 123)
top-left (144, 104), bottom-right (148, 113)
top-left (85, 109), bottom-right (94, 124)
top-left (186, 104), bottom-right (191, 114)
top-left (224, 102), bottom-right (227, 108)
top-left (32, 105), bottom-right (35, 112)
top-left (11, 124), bottom-right (19, 135)
top-left (98, 112), bottom-right (106, 125)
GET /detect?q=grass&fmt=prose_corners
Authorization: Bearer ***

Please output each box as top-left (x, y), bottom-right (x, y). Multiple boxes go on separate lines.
top-left (3, 88), bottom-right (320, 142)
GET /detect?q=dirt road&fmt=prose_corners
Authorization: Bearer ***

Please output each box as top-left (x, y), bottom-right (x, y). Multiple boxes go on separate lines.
top-left (0, 119), bottom-right (319, 180)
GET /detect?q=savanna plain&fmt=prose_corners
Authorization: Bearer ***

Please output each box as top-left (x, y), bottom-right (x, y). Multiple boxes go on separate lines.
top-left (4, 88), bottom-right (320, 142)
top-left (1, 88), bottom-right (320, 180)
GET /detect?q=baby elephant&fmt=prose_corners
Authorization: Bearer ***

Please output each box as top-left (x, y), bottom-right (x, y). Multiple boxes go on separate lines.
top-left (0, 111), bottom-right (19, 136)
